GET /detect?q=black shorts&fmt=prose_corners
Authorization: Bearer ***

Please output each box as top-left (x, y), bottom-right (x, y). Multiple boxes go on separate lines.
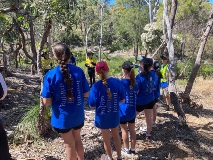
top-left (155, 98), bottom-right (159, 103)
top-left (53, 122), bottom-right (84, 134)
top-left (136, 100), bottom-right (156, 112)
top-left (120, 118), bottom-right (135, 124)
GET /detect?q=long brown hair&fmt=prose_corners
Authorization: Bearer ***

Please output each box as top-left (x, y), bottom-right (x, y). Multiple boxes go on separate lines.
top-left (53, 43), bottom-right (73, 100)
top-left (129, 68), bottom-right (136, 89)
top-left (99, 69), bottom-right (112, 99)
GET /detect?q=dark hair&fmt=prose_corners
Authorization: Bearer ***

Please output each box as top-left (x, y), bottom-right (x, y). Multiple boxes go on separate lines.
top-left (140, 60), bottom-right (151, 78)
top-left (53, 43), bottom-right (73, 100)
top-left (99, 69), bottom-right (112, 99)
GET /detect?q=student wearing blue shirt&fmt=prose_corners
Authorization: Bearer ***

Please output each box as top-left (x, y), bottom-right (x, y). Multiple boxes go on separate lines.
top-left (136, 57), bottom-right (156, 138)
top-left (153, 60), bottom-right (162, 127)
top-left (88, 61), bottom-right (125, 160)
top-left (119, 61), bottom-right (137, 155)
top-left (70, 53), bottom-right (76, 65)
top-left (42, 43), bottom-right (90, 160)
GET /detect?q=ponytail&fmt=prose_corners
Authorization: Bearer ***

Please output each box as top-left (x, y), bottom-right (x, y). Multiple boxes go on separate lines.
top-left (54, 43), bottom-right (73, 100)
top-left (141, 62), bottom-right (150, 78)
top-left (129, 68), bottom-right (136, 89)
top-left (100, 69), bottom-right (112, 99)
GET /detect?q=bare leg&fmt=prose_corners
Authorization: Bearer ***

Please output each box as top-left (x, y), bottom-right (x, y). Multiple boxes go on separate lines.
top-left (111, 126), bottom-right (121, 157)
top-left (72, 129), bottom-right (84, 160)
top-left (120, 124), bottom-right (129, 149)
top-left (144, 109), bottom-right (153, 134)
top-left (153, 105), bottom-right (157, 124)
top-left (60, 130), bottom-right (77, 160)
top-left (101, 129), bottom-right (112, 159)
top-left (165, 93), bottom-right (171, 106)
top-left (128, 123), bottom-right (136, 150)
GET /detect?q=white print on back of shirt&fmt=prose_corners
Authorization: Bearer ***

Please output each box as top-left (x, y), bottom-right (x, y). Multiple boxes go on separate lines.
top-left (59, 74), bottom-right (82, 107)
top-left (100, 92), bottom-right (118, 115)
top-left (127, 88), bottom-right (135, 108)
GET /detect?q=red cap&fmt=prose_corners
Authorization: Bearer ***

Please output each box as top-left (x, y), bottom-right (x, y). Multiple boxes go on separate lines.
top-left (96, 61), bottom-right (109, 73)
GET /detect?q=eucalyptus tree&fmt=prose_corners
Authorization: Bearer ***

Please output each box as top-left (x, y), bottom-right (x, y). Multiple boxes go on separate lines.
top-left (163, 0), bottom-right (186, 125)
top-left (184, 10), bottom-right (213, 98)
top-left (113, 0), bottom-right (149, 61)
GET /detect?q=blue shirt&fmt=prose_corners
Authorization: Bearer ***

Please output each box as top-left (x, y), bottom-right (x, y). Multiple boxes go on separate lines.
top-left (119, 79), bottom-right (138, 122)
top-left (42, 64), bottom-right (90, 129)
top-left (70, 56), bottom-right (76, 65)
top-left (136, 70), bottom-right (155, 105)
top-left (153, 71), bottom-right (161, 99)
top-left (87, 78), bottom-right (125, 129)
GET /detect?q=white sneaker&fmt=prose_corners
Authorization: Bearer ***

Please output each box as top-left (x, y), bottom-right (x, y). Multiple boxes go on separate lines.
top-left (101, 154), bottom-right (110, 160)
top-left (140, 126), bottom-right (147, 132)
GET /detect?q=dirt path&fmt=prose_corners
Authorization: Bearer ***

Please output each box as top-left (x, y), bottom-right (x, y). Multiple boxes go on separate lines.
top-left (1, 69), bottom-right (212, 160)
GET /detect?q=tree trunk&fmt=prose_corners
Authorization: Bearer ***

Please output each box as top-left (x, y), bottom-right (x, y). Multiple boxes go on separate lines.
top-left (37, 18), bottom-right (52, 136)
top-left (13, 18), bottom-right (35, 63)
top-left (14, 43), bottom-right (22, 68)
top-left (163, 0), bottom-right (186, 125)
top-left (85, 27), bottom-right (91, 59)
top-left (37, 18), bottom-right (52, 75)
top-left (184, 14), bottom-right (213, 96)
top-left (29, 19), bottom-right (37, 75)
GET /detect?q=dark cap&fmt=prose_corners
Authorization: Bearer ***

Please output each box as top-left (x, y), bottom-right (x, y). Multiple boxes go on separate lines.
top-left (161, 54), bottom-right (168, 60)
top-left (146, 58), bottom-right (153, 66)
top-left (121, 61), bottom-right (134, 70)
top-left (138, 56), bottom-right (146, 62)
top-left (87, 51), bottom-right (94, 55)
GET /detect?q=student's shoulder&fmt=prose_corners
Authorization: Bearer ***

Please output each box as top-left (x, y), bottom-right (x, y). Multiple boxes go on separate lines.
top-left (45, 66), bottom-right (60, 77)
top-left (68, 64), bottom-right (84, 72)
top-left (110, 77), bottom-right (122, 83)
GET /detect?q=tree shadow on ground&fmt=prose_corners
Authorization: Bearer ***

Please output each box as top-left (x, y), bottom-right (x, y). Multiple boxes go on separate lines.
top-left (137, 143), bottom-right (188, 160)
top-left (134, 104), bottom-right (213, 160)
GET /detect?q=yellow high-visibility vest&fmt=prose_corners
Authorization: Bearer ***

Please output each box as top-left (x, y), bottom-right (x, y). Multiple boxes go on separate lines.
top-left (160, 64), bottom-right (169, 83)
top-left (85, 57), bottom-right (97, 67)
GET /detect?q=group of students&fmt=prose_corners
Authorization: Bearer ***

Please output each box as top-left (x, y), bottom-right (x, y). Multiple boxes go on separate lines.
top-left (42, 43), bottom-right (171, 160)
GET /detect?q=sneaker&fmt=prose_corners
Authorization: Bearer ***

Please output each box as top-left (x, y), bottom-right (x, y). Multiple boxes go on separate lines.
top-left (121, 148), bottom-right (130, 155)
top-left (141, 132), bottom-right (151, 139)
top-left (140, 126), bottom-right (147, 132)
top-left (101, 154), bottom-right (110, 160)
top-left (130, 149), bottom-right (136, 154)
top-left (152, 122), bottom-right (157, 128)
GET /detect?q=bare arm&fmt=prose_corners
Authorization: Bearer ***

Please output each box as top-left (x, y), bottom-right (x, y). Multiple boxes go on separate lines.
top-left (84, 91), bottom-right (89, 98)
top-left (42, 98), bottom-right (52, 106)
top-left (120, 99), bottom-right (125, 103)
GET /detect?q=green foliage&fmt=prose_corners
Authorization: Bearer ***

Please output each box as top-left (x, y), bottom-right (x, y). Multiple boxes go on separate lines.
top-left (106, 55), bottom-right (126, 76)
top-left (199, 64), bottom-right (213, 79)
top-left (59, 31), bottom-right (83, 46)
top-left (14, 104), bottom-right (51, 144)
top-left (176, 60), bottom-right (213, 80)
top-left (141, 23), bottom-right (163, 50)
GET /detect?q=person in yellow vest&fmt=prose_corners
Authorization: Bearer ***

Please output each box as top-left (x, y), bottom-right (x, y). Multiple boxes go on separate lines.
top-left (85, 51), bottom-right (97, 87)
top-left (41, 52), bottom-right (54, 75)
top-left (160, 53), bottom-right (171, 110)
